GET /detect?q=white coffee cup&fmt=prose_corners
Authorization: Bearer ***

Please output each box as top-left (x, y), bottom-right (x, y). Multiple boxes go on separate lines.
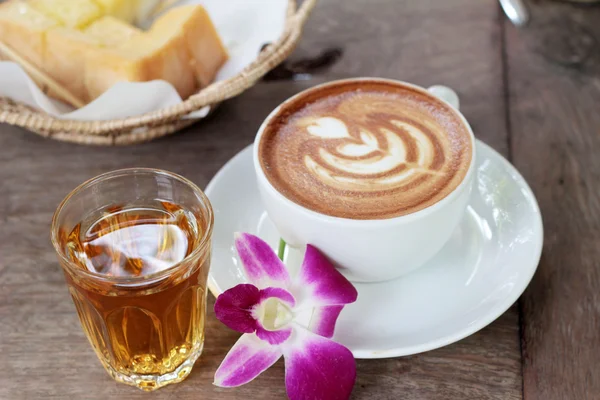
top-left (253, 78), bottom-right (476, 282)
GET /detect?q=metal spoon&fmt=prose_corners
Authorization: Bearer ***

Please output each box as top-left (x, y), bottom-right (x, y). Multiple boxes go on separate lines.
top-left (499, 0), bottom-right (530, 26)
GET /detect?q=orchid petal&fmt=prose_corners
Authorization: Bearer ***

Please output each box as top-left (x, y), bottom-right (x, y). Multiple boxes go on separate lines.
top-left (291, 245), bottom-right (358, 309)
top-left (253, 287), bottom-right (295, 345)
top-left (256, 326), bottom-right (293, 345)
top-left (214, 333), bottom-right (282, 387)
top-left (259, 287), bottom-right (296, 307)
top-left (235, 233), bottom-right (291, 287)
top-left (308, 305), bottom-right (344, 338)
top-left (283, 326), bottom-right (356, 400)
top-left (214, 284), bottom-right (260, 333)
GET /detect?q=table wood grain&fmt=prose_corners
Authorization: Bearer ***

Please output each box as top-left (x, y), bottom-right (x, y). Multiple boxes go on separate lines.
top-left (505, 1), bottom-right (600, 399)
top-left (0, 0), bottom-right (597, 398)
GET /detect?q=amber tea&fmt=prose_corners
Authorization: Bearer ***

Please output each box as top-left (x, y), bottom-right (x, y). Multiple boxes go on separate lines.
top-left (52, 169), bottom-right (213, 391)
top-left (65, 202), bottom-right (198, 278)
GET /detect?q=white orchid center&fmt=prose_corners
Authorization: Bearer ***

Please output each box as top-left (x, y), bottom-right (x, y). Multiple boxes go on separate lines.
top-left (254, 297), bottom-right (293, 331)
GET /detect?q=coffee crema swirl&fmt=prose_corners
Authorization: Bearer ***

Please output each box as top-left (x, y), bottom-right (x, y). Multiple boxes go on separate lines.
top-left (259, 81), bottom-right (473, 220)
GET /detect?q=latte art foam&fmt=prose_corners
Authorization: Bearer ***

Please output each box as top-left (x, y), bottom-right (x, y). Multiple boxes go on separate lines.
top-left (259, 81), bottom-right (473, 219)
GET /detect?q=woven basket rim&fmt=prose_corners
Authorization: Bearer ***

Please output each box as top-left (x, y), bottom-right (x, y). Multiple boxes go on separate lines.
top-left (0, 0), bottom-right (316, 143)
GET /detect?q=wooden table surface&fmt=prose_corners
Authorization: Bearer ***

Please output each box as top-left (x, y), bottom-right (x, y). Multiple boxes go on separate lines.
top-left (1, 0), bottom-right (599, 398)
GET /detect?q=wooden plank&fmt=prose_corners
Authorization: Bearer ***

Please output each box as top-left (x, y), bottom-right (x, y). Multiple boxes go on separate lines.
top-left (504, 1), bottom-right (600, 399)
top-left (0, 0), bottom-right (521, 398)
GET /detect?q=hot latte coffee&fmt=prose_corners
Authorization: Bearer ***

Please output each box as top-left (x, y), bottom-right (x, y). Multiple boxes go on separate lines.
top-left (258, 80), bottom-right (473, 220)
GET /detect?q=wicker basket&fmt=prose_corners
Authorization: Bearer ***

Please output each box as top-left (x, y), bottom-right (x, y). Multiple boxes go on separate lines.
top-left (0, 0), bottom-right (316, 145)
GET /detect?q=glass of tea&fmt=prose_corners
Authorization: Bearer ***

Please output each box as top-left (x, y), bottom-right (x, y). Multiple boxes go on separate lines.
top-left (50, 168), bottom-right (213, 391)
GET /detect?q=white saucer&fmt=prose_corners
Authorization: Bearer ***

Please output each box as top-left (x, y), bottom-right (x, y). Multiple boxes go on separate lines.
top-left (205, 141), bottom-right (543, 359)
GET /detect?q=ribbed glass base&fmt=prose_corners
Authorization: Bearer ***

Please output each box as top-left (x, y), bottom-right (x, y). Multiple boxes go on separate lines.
top-left (103, 344), bottom-right (203, 391)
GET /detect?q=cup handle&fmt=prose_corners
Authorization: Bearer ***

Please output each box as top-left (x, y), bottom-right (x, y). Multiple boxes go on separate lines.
top-left (428, 85), bottom-right (460, 110)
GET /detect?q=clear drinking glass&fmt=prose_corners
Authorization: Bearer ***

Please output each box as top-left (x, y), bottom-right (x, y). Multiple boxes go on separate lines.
top-left (51, 169), bottom-right (213, 391)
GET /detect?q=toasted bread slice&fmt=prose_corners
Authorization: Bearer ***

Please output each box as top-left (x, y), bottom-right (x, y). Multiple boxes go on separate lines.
top-left (45, 28), bottom-right (103, 101)
top-left (30, 0), bottom-right (102, 28)
top-left (1, 1), bottom-right (227, 105)
top-left (46, 17), bottom-right (142, 102)
top-left (0, 1), bottom-right (59, 66)
top-left (91, 0), bottom-right (137, 23)
top-left (84, 15), bottom-right (141, 46)
top-left (85, 26), bottom-right (198, 101)
top-left (152, 5), bottom-right (228, 87)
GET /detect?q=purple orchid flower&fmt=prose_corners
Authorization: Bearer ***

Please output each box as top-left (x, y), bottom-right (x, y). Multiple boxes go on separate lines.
top-left (214, 233), bottom-right (358, 400)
